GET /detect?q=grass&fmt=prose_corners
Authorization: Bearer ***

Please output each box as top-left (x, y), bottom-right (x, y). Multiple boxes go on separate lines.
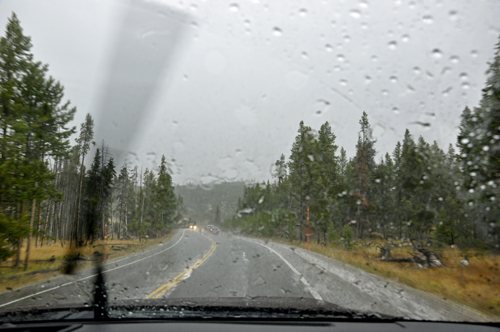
top-left (267, 236), bottom-right (500, 319)
top-left (0, 231), bottom-right (177, 293)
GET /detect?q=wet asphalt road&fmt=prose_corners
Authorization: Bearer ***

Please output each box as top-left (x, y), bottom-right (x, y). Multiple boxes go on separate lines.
top-left (0, 229), bottom-right (489, 321)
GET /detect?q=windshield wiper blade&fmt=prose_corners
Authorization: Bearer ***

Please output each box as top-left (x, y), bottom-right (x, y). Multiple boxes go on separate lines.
top-left (0, 297), bottom-right (398, 323)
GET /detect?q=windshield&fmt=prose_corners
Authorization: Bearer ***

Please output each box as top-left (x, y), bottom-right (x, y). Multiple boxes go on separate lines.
top-left (0, 0), bottom-right (499, 323)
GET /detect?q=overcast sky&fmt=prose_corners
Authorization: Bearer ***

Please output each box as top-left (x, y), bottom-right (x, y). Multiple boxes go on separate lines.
top-left (1, 0), bottom-right (499, 186)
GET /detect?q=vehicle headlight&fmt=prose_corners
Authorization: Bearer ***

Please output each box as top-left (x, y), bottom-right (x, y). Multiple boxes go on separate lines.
top-left (194, 226), bottom-right (197, 229)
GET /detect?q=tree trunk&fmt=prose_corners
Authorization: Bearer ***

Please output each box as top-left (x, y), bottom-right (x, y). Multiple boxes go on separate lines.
top-left (25, 183), bottom-right (38, 271)
top-left (45, 200), bottom-right (51, 246)
top-left (76, 157), bottom-right (85, 247)
top-left (35, 201), bottom-right (41, 247)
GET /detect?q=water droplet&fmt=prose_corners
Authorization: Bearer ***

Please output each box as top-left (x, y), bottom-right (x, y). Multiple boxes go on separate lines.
top-left (431, 48), bottom-right (442, 59)
top-left (339, 79), bottom-right (347, 86)
top-left (483, 145), bottom-right (490, 151)
top-left (336, 54), bottom-right (345, 62)
top-left (459, 72), bottom-right (468, 80)
top-left (450, 55), bottom-right (460, 64)
top-left (413, 67), bottom-right (421, 75)
top-left (471, 50), bottom-right (478, 58)
top-left (365, 75), bottom-right (372, 84)
top-left (461, 82), bottom-right (470, 90)
top-left (361, 22), bottom-right (368, 29)
top-left (299, 8), bottom-right (307, 17)
top-left (229, 3), bottom-right (239, 12)
top-left (392, 107), bottom-right (400, 114)
top-left (344, 35), bottom-right (351, 43)
top-left (388, 41), bottom-right (397, 50)
top-left (426, 71), bottom-right (434, 79)
top-left (449, 10), bottom-right (458, 21)
top-left (301, 51), bottom-right (309, 60)
top-left (390, 76), bottom-right (398, 83)
top-left (371, 55), bottom-right (378, 62)
top-left (422, 15), bottom-right (433, 24)
top-left (190, 4), bottom-right (198, 11)
top-left (183, 74), bottom-right (189, 81)
top-left (350, 9), bottom-right (361, 18)
top-left (325, 44), bottom-right (333, 52)
top-left (401, 34), bottom-right (410, 42)
top-left (382, 89), bottom-right (389, 96)
top-left (273, 27), bottom-right (282, 36)
top-left (359, 0), bottom-right (369, 8)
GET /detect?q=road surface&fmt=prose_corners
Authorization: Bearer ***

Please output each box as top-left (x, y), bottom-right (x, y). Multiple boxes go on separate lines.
top-left (0, 229), bottom-right (489, 321)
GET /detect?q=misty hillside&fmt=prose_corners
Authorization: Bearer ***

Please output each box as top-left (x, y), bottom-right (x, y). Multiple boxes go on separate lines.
top-left (175, 182), bottom-right (245, 224)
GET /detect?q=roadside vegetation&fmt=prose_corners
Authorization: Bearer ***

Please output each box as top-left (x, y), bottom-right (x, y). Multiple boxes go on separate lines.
top-left (225, 35), bottom-right (500, 317)
top-left (0, 14), bottom-right (182, 275)
top-left (268, 236), bottom-right (500, 317)
top-left (0, 232), bottom-right (176, 292)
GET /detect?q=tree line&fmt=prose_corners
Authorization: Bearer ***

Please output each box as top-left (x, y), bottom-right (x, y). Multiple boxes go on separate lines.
top-left (226, 36), bottom-right (500, 251)
top-left (0, 14), bottom-right (179, 269)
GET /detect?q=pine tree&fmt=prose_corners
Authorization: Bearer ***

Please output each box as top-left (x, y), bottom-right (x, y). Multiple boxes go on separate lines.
top-left (288, 121), bottom-right (316, 241)
top-left (75, 113), bottom-right (94, 245)
top-left (353, 112), bottom-right (376, 238)
top-left (214, 205), bottom-right (221, 225)
top-left (154, 155), bottom-right (176, 232)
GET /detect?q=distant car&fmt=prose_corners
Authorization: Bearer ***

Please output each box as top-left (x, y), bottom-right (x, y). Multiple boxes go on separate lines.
top-left (205, 225), bottom-right (213, 231)
top-left (210, 226), bottom-right (220, 235)
top-left (189, 225), bottom-right (197, 230)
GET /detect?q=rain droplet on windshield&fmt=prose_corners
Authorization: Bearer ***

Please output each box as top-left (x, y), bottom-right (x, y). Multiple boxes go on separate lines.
top-left (449, 10), bottom-right (458, 21)
top-left (388, 41), bottom-right (397, 50)
top-left (450, 55), bottom-right (460, 64)
top-left (358, 0), bottom-right (369, 8)
top-left (272, 27), bottom-right (282, 37)
top-left (229, 3), bottom-right (240, 12)
top-left (350, 9), bottom-right (361, 18)
top-left (431, 49), bottom-right (442, 59)
top-left (422, 15), bottom-right (433, 24)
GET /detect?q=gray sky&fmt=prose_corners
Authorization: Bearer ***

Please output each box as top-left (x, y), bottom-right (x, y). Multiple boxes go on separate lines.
top-left (1, 0), bottom-right (499, 185)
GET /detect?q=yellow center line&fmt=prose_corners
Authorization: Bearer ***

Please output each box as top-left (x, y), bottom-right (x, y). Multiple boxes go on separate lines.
top-left (145, 233), bottom-right (217, 299)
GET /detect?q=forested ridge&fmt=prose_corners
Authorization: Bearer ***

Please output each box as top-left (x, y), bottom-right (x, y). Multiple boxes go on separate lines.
top-left (227, 37), bottom-right (500, 251)
top-left (0, 14), bottom-right (179, 269)
top-left (175, 182), bottom-right (245, 224)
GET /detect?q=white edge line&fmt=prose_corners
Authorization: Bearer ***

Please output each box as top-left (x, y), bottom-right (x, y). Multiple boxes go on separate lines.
top-left (0, 230), bottom-right (186, 308)
top-left (241, 238), bottom-right (323, 301)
